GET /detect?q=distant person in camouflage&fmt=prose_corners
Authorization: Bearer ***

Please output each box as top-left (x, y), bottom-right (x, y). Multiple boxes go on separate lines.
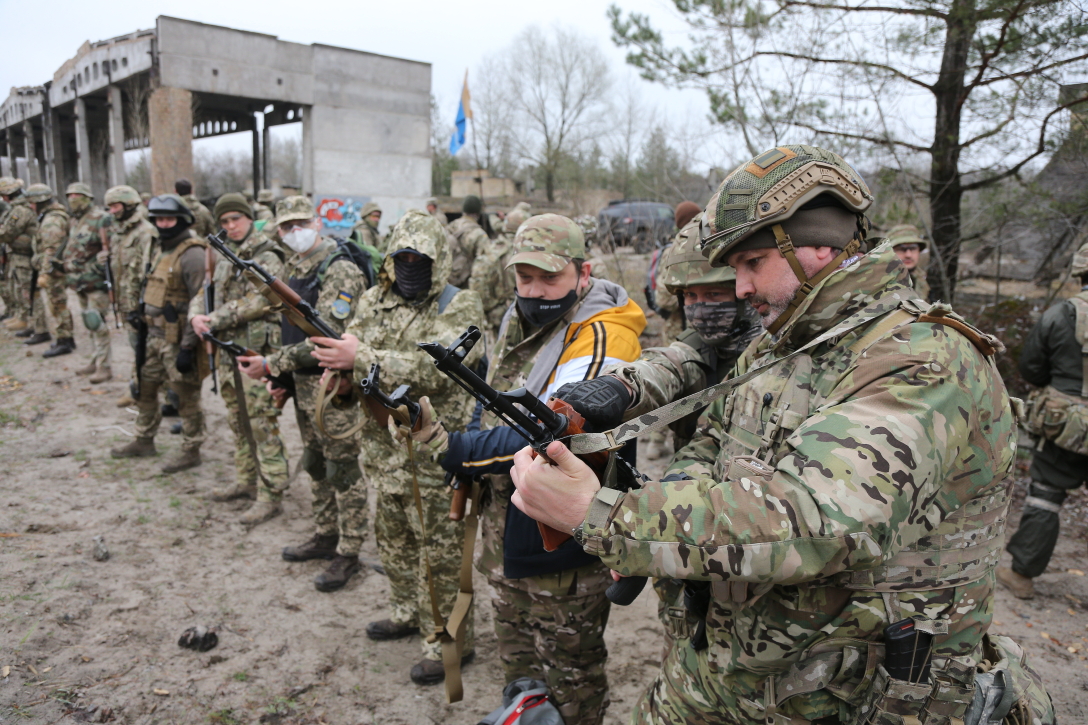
top-left (425, 197), bottom-right (448, 226)
top-left (25, 184), bottom-right (74, 353)
top-left (0, 177), bottom-right (39, 333)
top-left (0, 196), bottom-right (12, 322)
top-left (254, 189), bottom-right (275, 222)
top-left (446, 195), bottom-right (491, 288)
top-left (111, 194), bottom-right (207, 474)
top-left (189, 193), bottom-right (290, 527)
top-left (511, 146), bottom-right (1043, 725)
top-left (351, 201), bottom-right (383, 252)
top-left (174, 179), bottom-right (216, 238)
top-left (469, 206), bottom-right (527, 336)
top-left (310, 209), bottom-right (485, 686)
top-left (238, 196), bottom-right (368, 591)
top-left (63, 183), bottom-right (113, 382)
top-left (1000, 240), bottom-right (1088, 600)
top-left (888, 223), bottom-right (930, 301)
top-left (650, 201), bottom-right (702, 345)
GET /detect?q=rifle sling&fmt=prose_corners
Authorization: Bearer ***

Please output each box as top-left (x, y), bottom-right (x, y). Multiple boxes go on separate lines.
top-left (231, 363), bottom-right (269, 488)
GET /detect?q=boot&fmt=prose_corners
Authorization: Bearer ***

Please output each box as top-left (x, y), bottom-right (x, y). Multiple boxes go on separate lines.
top-left (365, 619), bottom-right (420, 641)
top-left (116, 393), bottom-right (136, 407)
top-left (997, 567), bottom-right (1035, 599)
top-left (43, 337), bottom-right (75, 358)
top-left (409, 652), bottom-right (475, 686)
top-left (161, 447), bottom-right (201, 473)
top-left (23, 331), bottom-right (52, 345)
top-left (14, 327), bottom-right (34, 338)
top-left (207, 481), bottom-right (257, 502)
top-left (76, 361), bottom-right (97, 376)
top-left (282, 533), bottom-right (339, 562)
top-left (5, 318), bottom-right (27, 331)
top-left (314, 554), bottom-right (361, 592)
top-left (111, 437), bottom-right (157, 459)
top-left (89, 366), bottom-right (113, 384)
top-left (239, 501), bottom-right (282, 527)
top-left (161, 403), bottom-right (179, 417)
top-left (170, 422), bottom-right (183, 435)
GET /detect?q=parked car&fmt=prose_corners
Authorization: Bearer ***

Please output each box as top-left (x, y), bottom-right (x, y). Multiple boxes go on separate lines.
top-left (597, 200), bottom-right (675, 253)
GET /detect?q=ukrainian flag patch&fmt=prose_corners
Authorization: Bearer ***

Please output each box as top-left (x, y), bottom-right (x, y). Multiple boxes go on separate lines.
top-left (331, 290), bottom-right (353, 319)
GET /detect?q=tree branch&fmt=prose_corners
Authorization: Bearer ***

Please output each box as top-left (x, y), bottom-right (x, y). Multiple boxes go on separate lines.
top-left (738, 51), bottom-right (934, 90)
top-left (780, 1), bottom-right (948, 19)
top-left (974, 52), bottom-right (1088, 87)
top-left (790, 122), bottom-right (932, 153)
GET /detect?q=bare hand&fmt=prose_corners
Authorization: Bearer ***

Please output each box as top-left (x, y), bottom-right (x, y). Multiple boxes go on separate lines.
top-left (309, 334), bottom-right (359, 370)
top-left (237, 355), bottom-right (266, 380)
top-left (510, 440), bottom-right (600, 533)
top-left (267, 380), bottom-right (287, 403)
top-left (319, 369), bottom-right (353, 396)
top-left (190, 314), bottom-right (212, 337)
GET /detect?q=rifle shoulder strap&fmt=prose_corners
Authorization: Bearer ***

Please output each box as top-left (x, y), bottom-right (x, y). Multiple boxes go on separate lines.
top-left (437, 284), bottom-right (460, 314)
top-left (314, 370), bottom-right (368, 441)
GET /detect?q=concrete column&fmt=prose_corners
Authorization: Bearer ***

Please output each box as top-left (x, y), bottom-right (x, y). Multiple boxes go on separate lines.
top-left (73, 98), bottom-right (93, 184)
top-left (23, 120), bottom-right (38, 185)
top-left (301, 106), bottom-right (313, 196)
top-left (262, 123), bottom-right (270, 191)
top-left (41, 105), bottom-right (61, 192)
top-left (6, 132), bottom-right (16, 181)
top-left (251, 114), bottom-right (260, 196)
top-left (148, 86), bottom-right (193, 195)
top-left (106, 85), bottom-right (126, 188)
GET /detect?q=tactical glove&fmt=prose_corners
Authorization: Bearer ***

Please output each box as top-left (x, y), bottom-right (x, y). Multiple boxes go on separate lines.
top-left (175, 347), bottom-right (195, 374)
top-left (554, 376), bottom-right (632, 432)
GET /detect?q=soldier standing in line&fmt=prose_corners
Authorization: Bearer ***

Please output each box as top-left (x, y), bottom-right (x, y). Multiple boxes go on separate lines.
top-left (351, 201), bottom-right (383, 252)
top-left (888, 223), bottom-right (930, 301)
top-left (0, 196), bottom-right (12, 322)
top-left (110, 195), bottom-right (207, 473)
top-left (175, 179), bottom-right (216, 238)
top-left (425, 197), bottom-right (448, 226)
top-left (998, 240), bottom-right (1088, 599)
top-left (309, 209), bottom-right (485, 685)
top-left (24, 184), bottom-right (75, 354)
top-left (237, 196), bottom-right (369, 590)
top-left (468, 206), bottom-right (527, 337)
top-left (0, 177), bottom-right (39, 334)
top-left (189, 193), bottom-right (290, 527)
top-left (446, 195), bottom-right (491, 288)
top-left (63, 183), bottom-right (113, 381)
top-left (254, 189), bottom-right (276, 222)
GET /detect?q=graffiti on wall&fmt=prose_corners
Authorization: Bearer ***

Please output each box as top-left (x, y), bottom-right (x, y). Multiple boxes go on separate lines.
top-left (315, 196), bottom-right (368, 231)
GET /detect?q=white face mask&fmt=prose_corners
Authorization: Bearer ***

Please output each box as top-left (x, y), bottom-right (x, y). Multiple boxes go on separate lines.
top-left (282, 226), bottom-right (318, 253)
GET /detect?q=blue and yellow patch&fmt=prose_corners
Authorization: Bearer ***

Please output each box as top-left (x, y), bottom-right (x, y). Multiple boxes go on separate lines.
top-left (331, 290), bottom-right (353, 319)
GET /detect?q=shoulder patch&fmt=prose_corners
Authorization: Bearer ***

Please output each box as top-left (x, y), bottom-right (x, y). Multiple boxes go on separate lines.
top-left (331, 290), bottom-right (353, 319)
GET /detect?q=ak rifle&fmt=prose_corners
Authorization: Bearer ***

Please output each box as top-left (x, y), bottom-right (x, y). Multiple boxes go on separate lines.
top-left (204, 246), bottom-right (218, 394)
top-left (201, 332), bottom-right (295, 408)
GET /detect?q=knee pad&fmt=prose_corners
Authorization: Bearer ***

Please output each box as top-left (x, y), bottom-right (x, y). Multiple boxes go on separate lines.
top-left (301, 447), bottom-right (325, 481)
top-left (326, 458), bottom-right (362, 493)
top-left (81, 308), bottom-right (104, 331)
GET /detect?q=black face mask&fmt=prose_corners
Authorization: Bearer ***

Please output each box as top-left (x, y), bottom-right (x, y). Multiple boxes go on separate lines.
top-left (156, 218), bottom-right (192, 247)
top-left (686, 300), bottom-right (740, 344)
top-left (516, 290), bottom-right (578, 328)
top-left (393, 255), bottom-right (433, 300)
top-left (116, 204), bottom-right (138, 222)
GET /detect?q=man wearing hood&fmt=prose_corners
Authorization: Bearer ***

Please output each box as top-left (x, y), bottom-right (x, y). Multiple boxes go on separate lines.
top-left (237, 196), bottom-right (369, 590)
top-left (24, 184), bottom-right (73, 353)
top-left (111, 194), bottom-right (208, 474)
top-left (310, 209), bottom-right (485, 686)
top-left (509, 147), bottom-right (1044, 724)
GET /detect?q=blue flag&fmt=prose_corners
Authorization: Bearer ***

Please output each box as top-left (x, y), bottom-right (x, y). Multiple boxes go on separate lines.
top-left (449, 71), bottom-right (472, 156)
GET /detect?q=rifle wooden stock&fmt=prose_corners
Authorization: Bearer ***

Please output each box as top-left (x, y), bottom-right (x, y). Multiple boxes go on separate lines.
top-left (449, 481), bottom-right (468, 521)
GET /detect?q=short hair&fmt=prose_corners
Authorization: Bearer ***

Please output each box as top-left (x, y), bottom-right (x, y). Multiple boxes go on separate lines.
top-left (174, 179), bottom-right (193, 195)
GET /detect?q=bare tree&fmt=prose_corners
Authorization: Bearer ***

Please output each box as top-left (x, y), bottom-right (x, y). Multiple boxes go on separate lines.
top-left (471, 55), bottom-right (518, 177)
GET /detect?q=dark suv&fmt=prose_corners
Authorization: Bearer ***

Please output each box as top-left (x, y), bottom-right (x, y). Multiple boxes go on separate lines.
top-left (597, 200), bottom-right (675, 253)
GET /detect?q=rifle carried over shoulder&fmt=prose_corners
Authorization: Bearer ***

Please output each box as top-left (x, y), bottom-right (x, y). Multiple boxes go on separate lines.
top-left (99, 224), bottom-right (121, 328)
top-left (204, 246), bottom-right (218, 394)
top-left (202, 332), bottom-right (295, 407)
top-left (419, 326), bottom-right (648, 605)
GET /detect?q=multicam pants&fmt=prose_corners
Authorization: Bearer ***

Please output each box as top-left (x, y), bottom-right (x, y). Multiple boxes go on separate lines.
top-left (77, 290), bottom-right (112, 368)
top-left (133, 335), bottom-right (206, 450)
top-left (219, 364), bottom-right (289, 503)
top-left (6, 255), bottom-right (32, 323)
top-left (31, 275), bottom-right (73, 338)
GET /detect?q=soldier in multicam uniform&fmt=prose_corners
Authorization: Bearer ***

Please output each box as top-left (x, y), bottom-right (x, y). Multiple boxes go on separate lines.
top-left (254, 189), bottom-right (276, 223)
top-left (24, 184), bottom-right (75, 354)
top-left (0, 196), bottom-right (11, 322)
top-left (311, 209), bottom-right (484, 685)
top-left (0, 177), bottom-right (39, 334)
top-left (237, 196), bottom-right (368, 590)
top-left (469, 206), bottom-right (527, 337)
top-left (447, 195), bottom-right (491, 287)
top-left (175, 179), bottom-right (216, 238)
top-left (110, 195), bottom-right (207, 474)
top-left (189, 193), bottom-right (290, 527)
top-left (650, 201), bottom-right (703, 346)
top-left (425, 197), bottom-right (448, 226)
top-left (63, 183), bottom-right (113, 382)
top-left (511, 145), bottom-right (1052, 725)
top-left (351, 201), bottom-right (384, 252)
top-left (887, 223), bottom-right (930, 301)
top-left (999, 240), bottom-right (1088, 600)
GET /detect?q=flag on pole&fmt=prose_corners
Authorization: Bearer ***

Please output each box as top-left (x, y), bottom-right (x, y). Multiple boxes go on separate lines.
top-left (449, 70), bottom-right (472, 156)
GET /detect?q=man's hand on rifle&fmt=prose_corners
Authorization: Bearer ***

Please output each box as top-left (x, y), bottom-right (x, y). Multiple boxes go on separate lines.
top-left (125, 310), bottom-right (143, 331)
top-left (96, 249), bottom-right (109, 265)
top-left (190, 314), bottom-right (212, 338)
top-left (510, 440), bottom-right (601, 533)
top-left (36, 274), bottom-right (49, 288)
top-left (267, 380), bottom-right (289, 404)
top-left (237, 355), bottom-right (268, 381)
top-left (309, 334), bottom-right (359, 370)
top-left (387, 396), bottom-right (448, 460)
top-left (318, 368), bottom-right (353, 396)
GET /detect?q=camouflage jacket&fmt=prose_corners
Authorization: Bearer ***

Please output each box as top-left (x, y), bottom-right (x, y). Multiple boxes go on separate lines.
top-left (62, 205), bottom-right (109, 291)
top-left (468, 234), bottom-right (515, 333)
top-left (446, 215), bottom-right (489, 288)
top-left (182, 195), bottom-right (216, 238)
top-left (110, 214), bottom-right (158, 315)
top-left (254, 204), bottom-right (274, 222)
top-left (351, 220), bottom-right (384, 253)
top-left (0, 197), bottom-right (38, 258)
top-left (33, 203), bottom-right (70, 275)
top-left (910, 268), bottom-right (930, 302)
top-left (580, 242), bottom-right (1016, 723)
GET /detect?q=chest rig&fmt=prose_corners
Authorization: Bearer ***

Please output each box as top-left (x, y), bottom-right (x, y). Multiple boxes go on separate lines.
top-left (213, 238), bottom-right (283, 352)
top-left (144, 236), bottom-right (205, 343)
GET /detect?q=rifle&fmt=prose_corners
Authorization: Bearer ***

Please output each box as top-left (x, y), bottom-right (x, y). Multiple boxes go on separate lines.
top-left (205, 231), bottom-right (340, 340)
top-left (98, 226), bottom-right (121, 328)
top-left (133, 302), bottom-right (148, 398)
top-left (204, 247), bottom-right (218, 394)
top-left (419, 326), bottom-right (649, 605)
top-left (201, 332), bottom-right (295, 408)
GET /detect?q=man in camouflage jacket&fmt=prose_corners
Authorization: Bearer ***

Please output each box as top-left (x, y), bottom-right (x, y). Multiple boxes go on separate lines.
top-left (468, 206), bottom-right (526, 337)
top-left (175, 179), bottom-right (216, 238)
top-left (0, 177), bottom-right (39, 332)
top-left (447, 195), bottom-right (491, 288)
top-left (25, 184), bottom-right (74, 353)
top-left (510, 146), bottom-right (1039, 725)
top-left (62, 183), bottom-right (113, 380)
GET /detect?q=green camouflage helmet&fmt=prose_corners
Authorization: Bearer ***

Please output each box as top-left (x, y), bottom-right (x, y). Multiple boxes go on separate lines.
top-left (505, 208), bottom-right (530, 234)
top-left (257, 189), bottom-right (274, 203)
top-left (65, 182), bottom-right (93, 198)
top-left (275, 195), bottom-right (315, 226)
top-left (700, 144), bottom-right (873, 266)
top-left (25, 183), bottom-right (55, 202)
top-left (1072, 240), bottom-right (1088, 277)
top-left (0, 176), bottom-right (25, 196)
top-left (506, 213), bottom-right (585, 273)
top-left (886, 223), bottom-right (927, 252)
top-left (661, 217), bottom-right (736, 294)
top-left (104, 185), bottom-right (141, 206)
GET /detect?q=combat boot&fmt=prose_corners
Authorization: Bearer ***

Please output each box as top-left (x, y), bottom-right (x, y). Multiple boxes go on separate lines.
top-left (89, 365), bottom-right (113, 384)
top-left (314, 554), bottom-right (361, 592)
top-left (14, 326), bottom-right (34, 338)
top-left (207, 481), bottom-right (257, 502)
top-left (116, 393), bottom-right (136, 407)
top-left (5, 318), bottom-right (27, 331)
top-left (42, 337), bottom-right (75, 358)
top-left (111, 437), bottom-right (157, 459)
top-left (282, 533), bottom-right (339, 562)
top-left (76, 361), bottom-right (97, 376)
top-left (23, 331), bottom-right (51, 345)
top-left (161, 447), bottom-right (201, 473)
top-left (997, 567), bottom-right (1035, 599)
top-left (365, 619), bottom-right (420, 641)
top-left (239, 501), bottom-right (282, 527)
top-left (410, 652), bottom-right (475, 686)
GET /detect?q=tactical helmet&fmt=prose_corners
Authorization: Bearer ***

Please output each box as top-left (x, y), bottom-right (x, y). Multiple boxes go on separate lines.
top-left (65, 182), bottom-right (93, 198)
top-left (147, 193), bottom-right (195, 223)
top-left (104, 185), bottom-right (142, 207)
top-left (1072, 240), bottom-right (1088, 278)
top-left (662, 217), bottom-right (736, 294)
top-left (505, 208), bottom-right (530, 234)
top-left (275, 195), bottom-right (315, 226)
top-left (886, 223), bottom-right (927, 252)
top-left (26, 183), bottom-right (55, 203)
top-left (506, 214), bottom-right (585, 272)
top-left (0, 177), bottom-right (25, 196)
top-left (463, 195), bottom-right (482, 215)
top-left (257, 189), bottom-right (274, 203)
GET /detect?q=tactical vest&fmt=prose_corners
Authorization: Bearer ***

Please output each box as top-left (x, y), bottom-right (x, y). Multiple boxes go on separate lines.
top-left (5, 201), bottom-right (35, 255)
top-left (144, 235), bottom-right (206, 344)
top-left (1025, 291), bottom-right (1088, 456)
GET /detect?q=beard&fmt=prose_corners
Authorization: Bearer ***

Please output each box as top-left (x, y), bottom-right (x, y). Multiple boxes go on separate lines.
top-left (749, 284), bottom-right (799, 329)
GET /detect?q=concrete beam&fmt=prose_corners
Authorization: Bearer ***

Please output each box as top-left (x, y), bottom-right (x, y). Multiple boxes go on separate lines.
top-left (41, 106), bottom-right (61, 192)
top-left (23, 120), bottom-right (38, 185)
top-left (148, 86), bottom-right (193, 195)
top-left (251, 114), bottom-right (260, 197)
top-left (106, 85), bottom-right (126, 187)
top-left (302, 107), bottom-right (313, 196)
top-left (73, 98), bottom-right (93, 185)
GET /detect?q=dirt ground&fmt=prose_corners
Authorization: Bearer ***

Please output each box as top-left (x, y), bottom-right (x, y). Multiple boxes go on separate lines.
top-left (0, 287), bottom-right (1085, 725)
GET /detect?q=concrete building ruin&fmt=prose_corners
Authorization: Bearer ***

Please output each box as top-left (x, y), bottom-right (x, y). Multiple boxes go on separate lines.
top-left (0, 16), bottom-right (432, 233)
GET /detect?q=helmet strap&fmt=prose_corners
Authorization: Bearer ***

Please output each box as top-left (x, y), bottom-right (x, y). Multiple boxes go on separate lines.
top-left (766, 224), bottom-right (860, 336)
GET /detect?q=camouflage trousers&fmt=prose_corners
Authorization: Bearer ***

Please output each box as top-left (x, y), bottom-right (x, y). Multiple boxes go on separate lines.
top-left (31, 275), bottom-right (73, 338)
top-left (219, 367), bottom-right (289, 503)
top-left (294, 376), bottom-right (365, 556)
top-left (491, 563), bottom-right (612, 725)
top-left (5, 256), bottom-right (33, 323)
top-left (77, 291), bottom-right (112, 368)
top-left (368, 457), bottom-right (475, 661)
top-left (133, 335), bottom-right (205, 450)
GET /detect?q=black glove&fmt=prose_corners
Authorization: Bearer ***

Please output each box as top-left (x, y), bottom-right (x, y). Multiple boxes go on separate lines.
top-left (553, 376), bottom-right (632, 432)
top-left (175, 347), bottom-right (195, 374)
top-left (125, 310), bottom-right (143, 331)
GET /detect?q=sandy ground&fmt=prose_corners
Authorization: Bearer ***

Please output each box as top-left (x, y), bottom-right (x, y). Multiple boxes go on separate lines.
top-left (0, 286), bottom-right (1085, 725)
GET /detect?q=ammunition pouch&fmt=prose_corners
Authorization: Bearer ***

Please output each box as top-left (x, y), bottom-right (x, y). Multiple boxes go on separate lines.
top-left (965, 635), bottom-right (1055, 725)
top-left (81, 308), bottom-right (104, 332)
top-left (1024, 386), bottom-right (1088, 455)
